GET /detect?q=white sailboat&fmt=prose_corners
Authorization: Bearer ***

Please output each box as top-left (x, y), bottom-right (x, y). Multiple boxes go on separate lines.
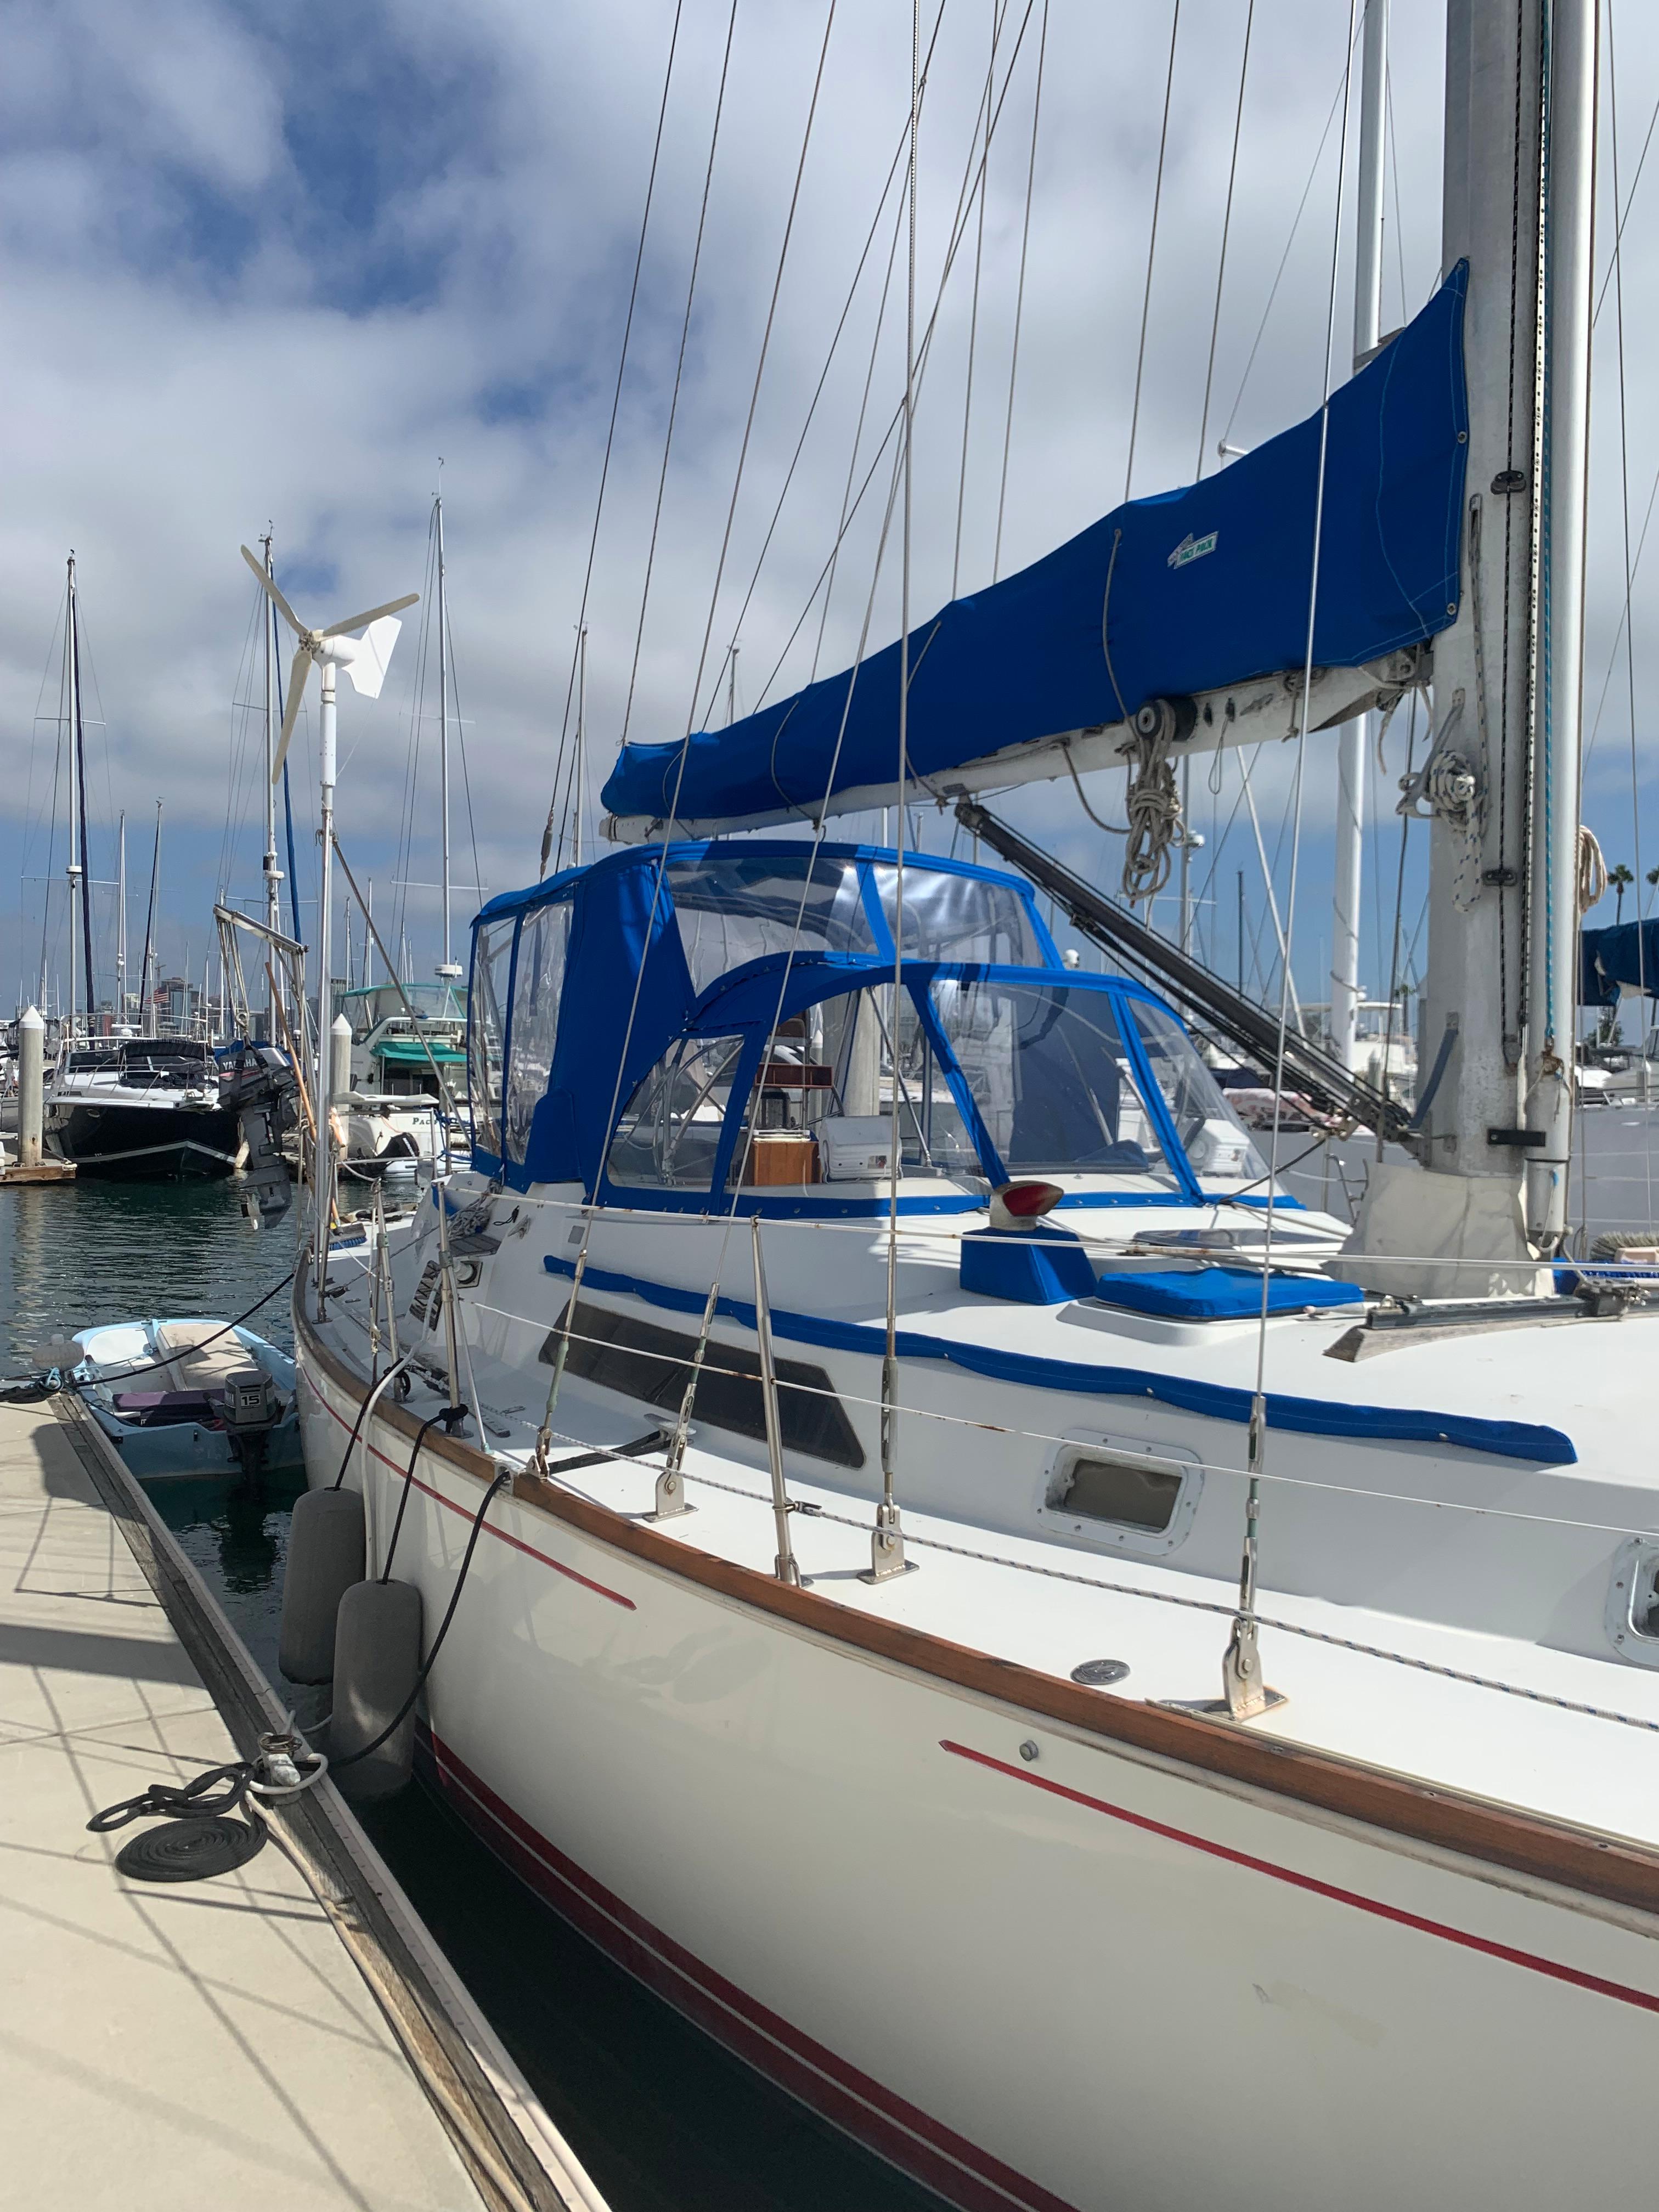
top-left (288, 8), bottom-right (1659, 2208)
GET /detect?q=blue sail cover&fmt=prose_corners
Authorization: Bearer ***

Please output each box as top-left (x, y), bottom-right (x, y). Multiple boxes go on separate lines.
top-left (603, 263), bottom-right (1470, 828)
top-left (1581, 918), bottom-right (1659, 1007)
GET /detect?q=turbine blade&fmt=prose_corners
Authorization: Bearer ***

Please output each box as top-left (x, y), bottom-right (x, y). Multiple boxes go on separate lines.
top-left (240, 545), bottom-right (306, 636)
top-left (342, 614), bottom-right (402, 699)
top-left (321, 592), bottom-right (418, 639)
top-left (270, 647), bottom-right (311, 783)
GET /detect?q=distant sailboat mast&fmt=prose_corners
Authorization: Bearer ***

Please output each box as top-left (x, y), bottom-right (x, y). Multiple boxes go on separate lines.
top-left (139, 802), bottom-right (162, 1040)
top-left (436, 486), bottom-right (465, 983)
top-left (438, 488), bottom-right (450, 972)
top-left (64, 555), bottom-right (82, 1041)
top-left (116, 812), bottom-right (127, 1024)
top-left (261, 531), bottom-right (285, 1035)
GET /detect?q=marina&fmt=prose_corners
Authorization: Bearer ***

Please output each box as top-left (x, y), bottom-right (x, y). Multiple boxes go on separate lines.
top-left (11, 0), bottom-right (1659, 2205)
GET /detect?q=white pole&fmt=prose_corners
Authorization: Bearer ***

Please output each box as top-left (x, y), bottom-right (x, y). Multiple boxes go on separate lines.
top-left (1330, 0), bottom-right (1386, 1077)
top-left (437, 492), bottom-right (451, 972)
top-left (574, 624), bottom-right (588, 870)
top-left (330, 1012), bottom-right (353, 1103)
top-left (17, 1007), bottom-right (44, 1169)
top-left (116, 812), bottom-right (127, 1022)
top-left (1526, 0), bottom-right (1595, 1244)
top-left (262, 533), bottom-right (282, 1036)
top-left (366, 877), bottom-right (375, 988)
top-left (315, 663), bottom-right (337, 1294)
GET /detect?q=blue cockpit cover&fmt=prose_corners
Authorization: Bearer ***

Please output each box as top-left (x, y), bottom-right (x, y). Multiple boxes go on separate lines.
top-left (1581, 918), bottom-right (1659, 1008)
top-left (603, 264), bottom-right (1469, 829)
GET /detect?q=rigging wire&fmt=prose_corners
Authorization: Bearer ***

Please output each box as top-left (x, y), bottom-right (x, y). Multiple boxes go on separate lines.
top-left (216, 583), bottom-right (267, 913)
top-left (1377, 690), bottom-right (1420, 1160)
top-left (445, 602), bottom-right (486, 933)
top-left (810, 144), bottom-right (908, 689)
top-left (1217, 51), bottom-right (1356, 455)
top-left (537, 1), bottom-right (686, 874)
top-left (22, 584), bottom-right (68, 1013)
top-left (1194, 0), bottom-right (1254, 479)
top-left (880, 0), bottom-right (924, 1583)
top-left (1592, 76), bottom-right (1659, 325)
top-left (992, 0), bottom-right (1048, 581)
top-left (684, 1), bottom-right (842, 741)
top-left (548, 5), bottom-right (839, 1470)
top-left (618, 1), bottom-right (741, 753)
top-left (953, 1), bottom-right (1008, 595)
top-left (1122, 0), bottom-right (1182, 506)
top-left (1233, 0), bottom-right (1361, 1714)
top-left (1606, 1), bottom-right (1654, 1223)
top-left (1384, 53), bottom-right (1409, 326)
top-left (803, 1), bottom-right (1036, 696)
top-left (702, 2), bottom-right (952, 735)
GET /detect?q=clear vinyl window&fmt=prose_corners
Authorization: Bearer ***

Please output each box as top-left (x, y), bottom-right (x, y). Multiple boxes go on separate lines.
top-left (726, 985), bottom-right (980, 1188)
top-left (606, 1034), bottom-right (748, 1190)
top-left (1130, 1003), bottom-right (1266, 1183)
top-left (468, 917), bottom-right (516, 1158)
top-left (667, 855), bottom-right (877, 997)
top-left (867, 866), bottom-right (1044, 966)
top-left (503, 900), bottom-right (573, 1166)
top-left (928, 979), bottom-right (1175, 1183)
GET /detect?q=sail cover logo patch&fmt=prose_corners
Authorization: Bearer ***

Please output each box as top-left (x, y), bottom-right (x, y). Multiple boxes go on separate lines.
top-left (1167, 530), bottom-right (1218, 571)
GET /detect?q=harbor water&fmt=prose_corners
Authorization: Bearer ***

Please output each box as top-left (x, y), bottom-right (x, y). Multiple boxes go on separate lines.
top-left (8, 1111), bottom-right (1658, 2208)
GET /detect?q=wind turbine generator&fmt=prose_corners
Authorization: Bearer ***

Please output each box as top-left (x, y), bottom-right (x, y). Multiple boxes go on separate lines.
top-left (240, 545), bottom-right (417, 1286)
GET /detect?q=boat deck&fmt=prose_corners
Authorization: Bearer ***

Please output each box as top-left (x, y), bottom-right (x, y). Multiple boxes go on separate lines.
top-left (0, 1392), bottom-right (583, 2211)
top-left (318, 1279), bottom-right (1659, 1865)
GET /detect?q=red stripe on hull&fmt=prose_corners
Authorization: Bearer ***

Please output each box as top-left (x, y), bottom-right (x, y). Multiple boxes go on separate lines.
top-left (940, 1739), bottom-right (1659, 2018)
top-left (422, 1729), bottom-right (1080, 2212)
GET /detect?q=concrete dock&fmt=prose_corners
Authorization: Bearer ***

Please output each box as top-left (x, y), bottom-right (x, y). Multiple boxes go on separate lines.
top-left (0, 1393), bottom-right (603, 2212)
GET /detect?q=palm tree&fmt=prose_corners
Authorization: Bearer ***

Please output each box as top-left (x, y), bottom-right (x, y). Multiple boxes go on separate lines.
top-left (1612, 863), bottom-right (1635, 923)
top-left (1646, 864), bottom-right (1659, 917)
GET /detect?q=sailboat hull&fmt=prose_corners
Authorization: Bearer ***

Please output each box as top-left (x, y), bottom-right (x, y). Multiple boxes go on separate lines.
top-left (295, 1317), bottom-right (1659, 2212)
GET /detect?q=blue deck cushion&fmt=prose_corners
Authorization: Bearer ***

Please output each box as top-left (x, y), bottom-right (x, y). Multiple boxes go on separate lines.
top-left (1094, 1263), bottom-right (1362, 1321)
top-left (960, 1226), bottom-right (1100, 1305)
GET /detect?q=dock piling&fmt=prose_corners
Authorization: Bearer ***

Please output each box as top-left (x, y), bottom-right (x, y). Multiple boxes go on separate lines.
top-left (18, 1005), bottom-right (43, 1167)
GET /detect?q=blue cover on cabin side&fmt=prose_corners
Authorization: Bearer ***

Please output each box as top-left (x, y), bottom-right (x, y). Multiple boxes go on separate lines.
top-left (601, 264), bottom-right (1469, 828)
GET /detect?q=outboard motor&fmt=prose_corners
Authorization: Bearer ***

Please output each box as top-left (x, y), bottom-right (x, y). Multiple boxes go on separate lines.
top-left (220, 1365), bottom-right (280, 1480)
top-left (222, 1045), bottom-right (295, 1224)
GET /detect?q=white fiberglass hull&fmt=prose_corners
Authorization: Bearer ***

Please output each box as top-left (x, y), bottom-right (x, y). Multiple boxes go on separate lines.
top-left (296, 1326), bottom-right (1659, 2212)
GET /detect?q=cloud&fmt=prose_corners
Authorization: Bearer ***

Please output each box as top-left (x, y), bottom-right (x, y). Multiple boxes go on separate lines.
top-left (1, 0), bottom-right (1646, 1013)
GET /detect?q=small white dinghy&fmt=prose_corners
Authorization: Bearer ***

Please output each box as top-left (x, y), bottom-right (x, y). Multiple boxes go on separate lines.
top-left (75, 1318), bottom-right (302, 1481)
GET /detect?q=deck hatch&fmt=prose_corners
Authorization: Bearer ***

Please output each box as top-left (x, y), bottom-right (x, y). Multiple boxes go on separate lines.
top-left (543, 1297), bottom-right (865, 1469)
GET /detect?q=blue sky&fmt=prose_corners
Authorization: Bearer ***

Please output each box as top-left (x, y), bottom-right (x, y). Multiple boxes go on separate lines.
top-left (2, 0), bottom-right (1655, 1023)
